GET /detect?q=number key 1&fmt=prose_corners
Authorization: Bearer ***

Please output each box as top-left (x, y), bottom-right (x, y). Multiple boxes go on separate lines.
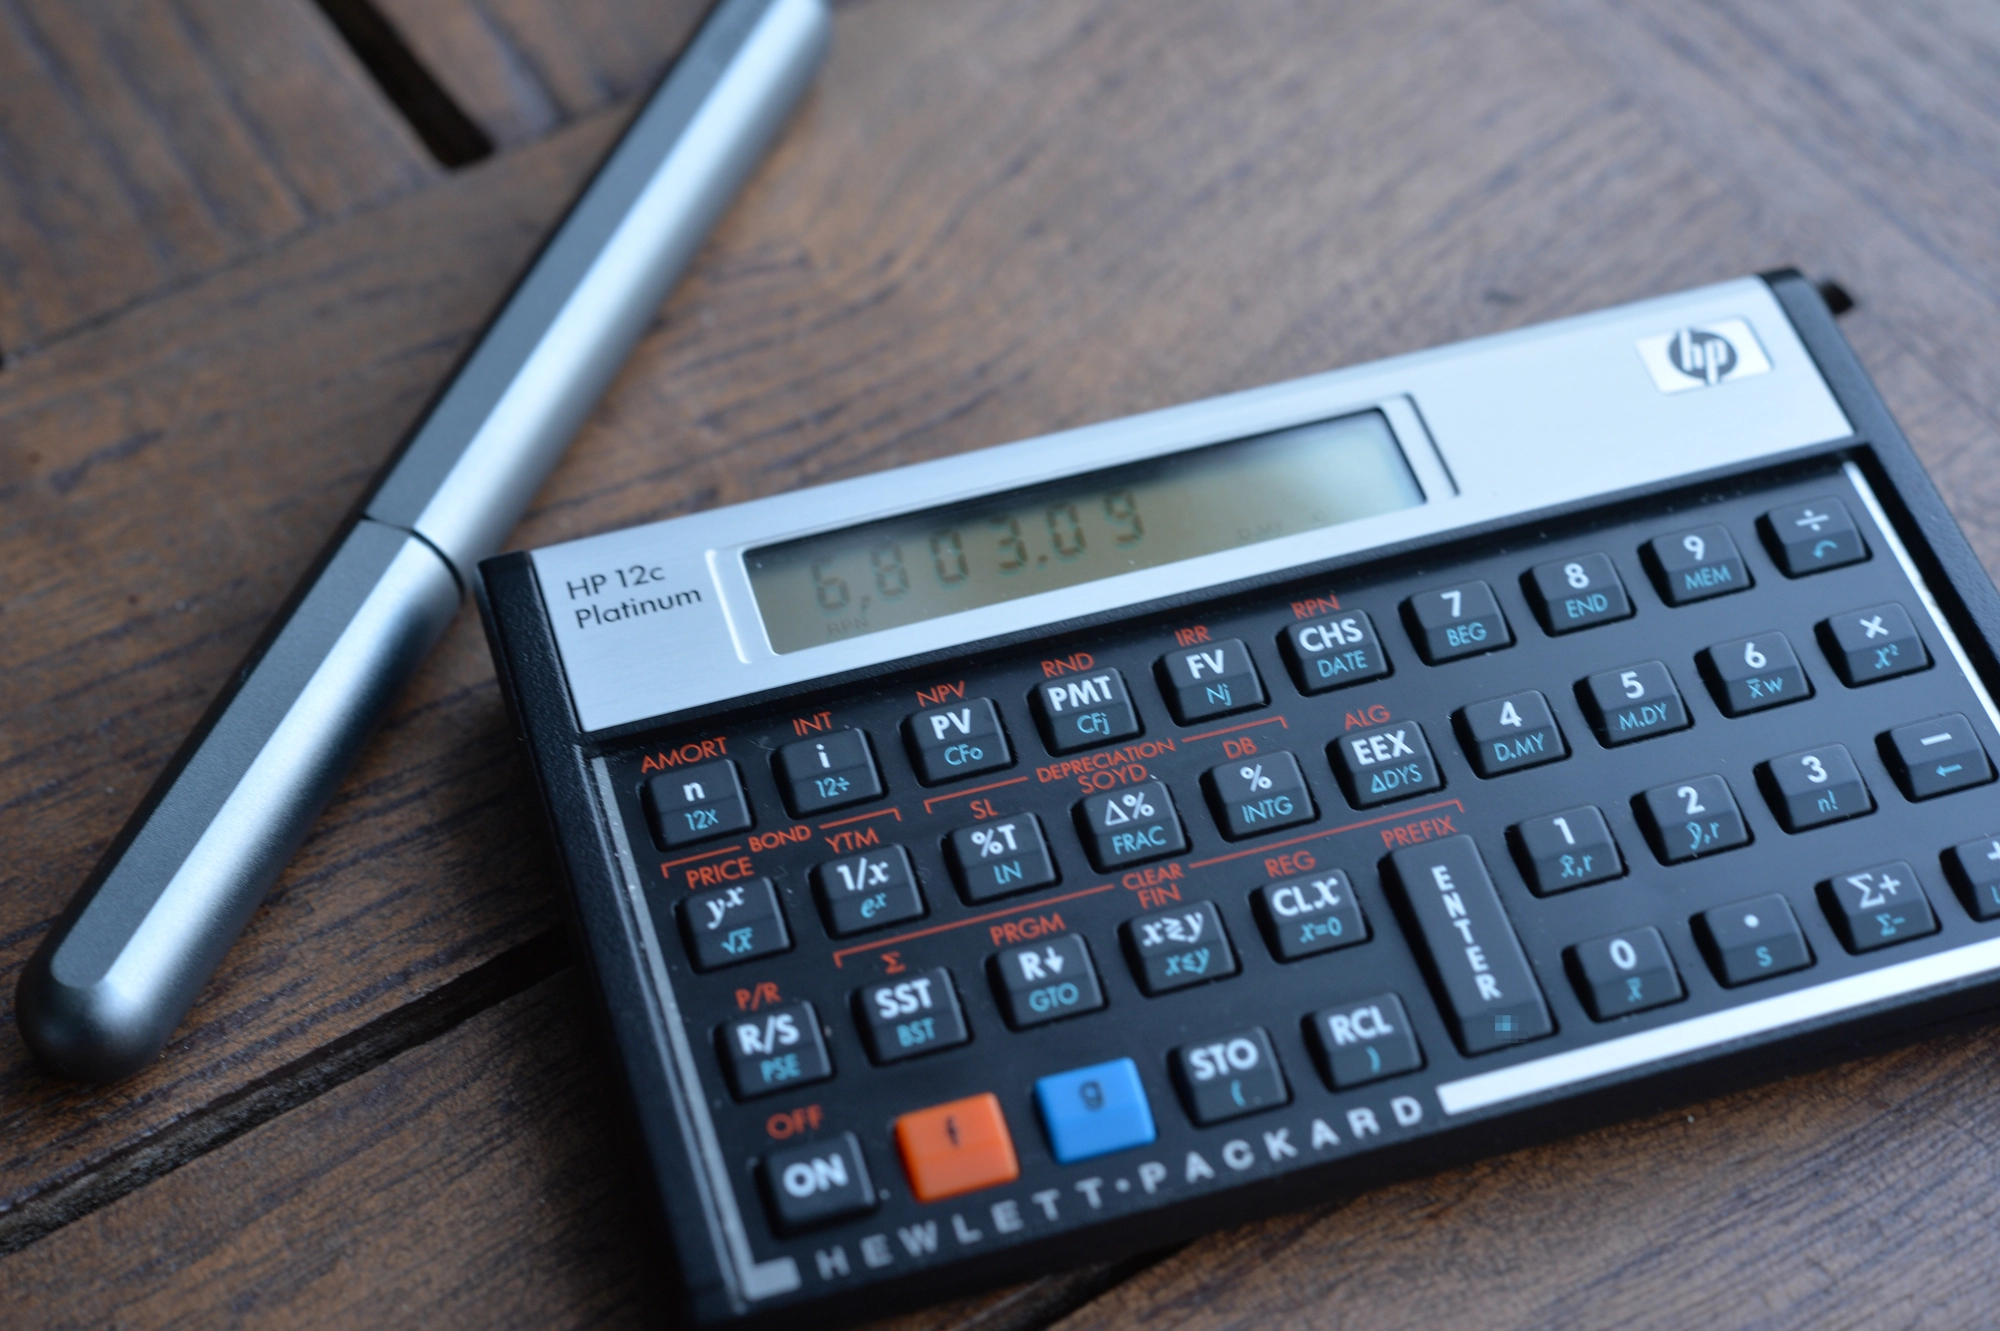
top-left (1638, 774), bottom-right (1751, 863)
top-left (1511, 805), bottom-right (1623, 894)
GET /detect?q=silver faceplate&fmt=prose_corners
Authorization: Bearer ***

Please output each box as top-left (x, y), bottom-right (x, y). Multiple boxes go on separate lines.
top-left (530, 278), bottom-right (1850, 734)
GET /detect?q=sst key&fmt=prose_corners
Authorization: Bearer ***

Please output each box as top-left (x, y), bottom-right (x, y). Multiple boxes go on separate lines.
top-left (1384, 836), bottom-right (1553, 1054)
top-left (855, 968), bottom-right (970, 1063)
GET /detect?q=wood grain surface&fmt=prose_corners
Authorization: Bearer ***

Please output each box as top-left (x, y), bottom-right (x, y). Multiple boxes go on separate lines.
top-left (6, 0), bottom-right (2000, 1325)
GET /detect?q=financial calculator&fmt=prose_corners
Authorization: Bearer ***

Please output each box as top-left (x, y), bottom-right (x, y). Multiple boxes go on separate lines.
top-left (478, 272), bottom-right (2000, 1326)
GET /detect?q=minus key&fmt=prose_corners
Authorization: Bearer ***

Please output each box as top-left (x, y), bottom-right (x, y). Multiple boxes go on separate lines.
top-left (1881, 714), bottom-right (1995, 800)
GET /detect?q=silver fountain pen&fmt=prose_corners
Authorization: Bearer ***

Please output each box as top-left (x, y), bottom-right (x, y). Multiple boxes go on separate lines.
top-left (16, 0), bottom-right (831, 1082)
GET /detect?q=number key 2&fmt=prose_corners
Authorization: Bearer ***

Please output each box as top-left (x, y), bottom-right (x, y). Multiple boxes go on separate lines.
top-left (1638, 774), bottom-right (1751, 863)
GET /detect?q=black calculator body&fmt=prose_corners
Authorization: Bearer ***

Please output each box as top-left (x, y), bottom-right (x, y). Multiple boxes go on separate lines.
top-left (478, 272), bottom-right (2000, 1327)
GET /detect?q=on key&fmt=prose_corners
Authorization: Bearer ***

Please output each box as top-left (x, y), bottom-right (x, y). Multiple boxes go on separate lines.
top-left (1384, 836), bottom-right (1553, 1054)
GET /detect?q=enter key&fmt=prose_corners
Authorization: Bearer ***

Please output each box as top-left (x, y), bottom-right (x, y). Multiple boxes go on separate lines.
top-left (1386, 835), bottom-right (1553, 1054)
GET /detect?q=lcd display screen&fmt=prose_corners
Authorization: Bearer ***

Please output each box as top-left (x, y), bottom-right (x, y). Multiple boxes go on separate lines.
top-left (744, 410), bottom-right (1422, 654)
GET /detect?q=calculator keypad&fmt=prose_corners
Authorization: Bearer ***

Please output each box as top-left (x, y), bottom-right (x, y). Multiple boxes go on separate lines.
top-left (609, 468), bottom-right (2000, 1272)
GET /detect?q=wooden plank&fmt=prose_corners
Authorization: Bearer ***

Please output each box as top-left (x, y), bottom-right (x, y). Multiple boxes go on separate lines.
top-left (373, 0), bottom-right (711, 149)
top-left (0, 111), bottom-right (622, 1233)
top-left (0, 968), bottom-right (1128, 1329)
top-left (0, 0), bottom-right (436, 358)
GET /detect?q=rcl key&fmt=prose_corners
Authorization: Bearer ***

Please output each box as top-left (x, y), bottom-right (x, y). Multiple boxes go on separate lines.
top-left (1123, 900), bottom-right (1238, 995)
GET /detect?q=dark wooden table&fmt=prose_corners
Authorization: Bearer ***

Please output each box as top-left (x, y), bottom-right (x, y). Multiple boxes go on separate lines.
top-left (8, 0), bottom-right (2000, 1325)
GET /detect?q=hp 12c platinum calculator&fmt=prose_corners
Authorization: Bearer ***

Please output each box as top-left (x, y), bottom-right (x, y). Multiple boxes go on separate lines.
top-left (478, 272), bottom-right (2000, 1326)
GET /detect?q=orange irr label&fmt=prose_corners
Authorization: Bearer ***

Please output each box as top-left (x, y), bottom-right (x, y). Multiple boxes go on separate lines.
top-left (894, 1092), bottom-right (1019, 1202)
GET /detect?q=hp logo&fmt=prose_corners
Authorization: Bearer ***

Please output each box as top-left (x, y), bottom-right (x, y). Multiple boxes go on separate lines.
top-left (1635, 317), bottom-right (1771, 394)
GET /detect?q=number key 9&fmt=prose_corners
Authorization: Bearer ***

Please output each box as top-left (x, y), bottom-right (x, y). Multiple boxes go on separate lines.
top-left (1646, 524), bottom-right (1751, 605)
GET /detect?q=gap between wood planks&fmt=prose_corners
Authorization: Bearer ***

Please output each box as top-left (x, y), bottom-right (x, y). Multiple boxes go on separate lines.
top-left (310, 0), bottom-right (495, 168)
top-left (0, 930), bottom-right (569, 1258)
